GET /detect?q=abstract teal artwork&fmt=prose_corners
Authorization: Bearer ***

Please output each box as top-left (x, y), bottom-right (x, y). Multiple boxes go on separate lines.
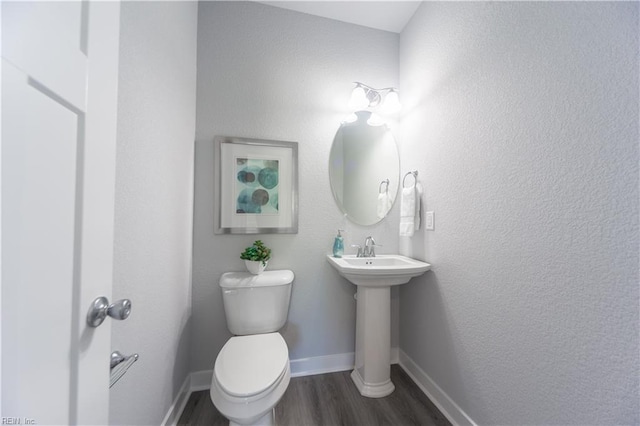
top-left (236, 158), bottom-right (279, 214)
top-left (215, 135), bottom-right (297, 234)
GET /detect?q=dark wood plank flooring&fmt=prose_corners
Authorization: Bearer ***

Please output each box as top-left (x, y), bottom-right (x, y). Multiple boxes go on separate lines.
top-left (178, 365), bottom-right (451, 426)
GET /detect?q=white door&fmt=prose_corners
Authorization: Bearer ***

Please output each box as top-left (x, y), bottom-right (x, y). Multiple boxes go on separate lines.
top-left (1, 1), bottom-right (121, 424)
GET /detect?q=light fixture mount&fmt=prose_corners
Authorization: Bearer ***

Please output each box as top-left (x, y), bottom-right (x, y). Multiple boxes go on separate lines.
top-left (349, 82), bottom-right (400, 113)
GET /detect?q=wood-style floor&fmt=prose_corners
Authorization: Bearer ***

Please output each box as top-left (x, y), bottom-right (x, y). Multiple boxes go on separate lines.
top-left (178, 365), bottom-right (451, 426)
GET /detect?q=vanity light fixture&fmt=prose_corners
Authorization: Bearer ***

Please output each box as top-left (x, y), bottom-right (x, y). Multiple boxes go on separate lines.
top-left (348, 82), bottom-right (401, 113)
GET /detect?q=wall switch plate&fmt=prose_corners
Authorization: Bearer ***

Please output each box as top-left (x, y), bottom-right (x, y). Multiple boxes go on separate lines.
top-left (425, 211), bottom-right (435, 230)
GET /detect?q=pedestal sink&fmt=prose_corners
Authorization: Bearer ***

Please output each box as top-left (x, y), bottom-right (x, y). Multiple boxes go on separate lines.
top-left (326, 254), bottom-right (431, 398)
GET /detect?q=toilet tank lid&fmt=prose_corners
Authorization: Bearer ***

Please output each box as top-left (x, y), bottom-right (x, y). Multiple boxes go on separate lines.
top-left (219, 270), bottom-right (294, 288)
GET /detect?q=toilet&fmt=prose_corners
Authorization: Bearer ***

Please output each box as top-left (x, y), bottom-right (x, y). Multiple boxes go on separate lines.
top-left (210, 270), bottom-right (294, 426)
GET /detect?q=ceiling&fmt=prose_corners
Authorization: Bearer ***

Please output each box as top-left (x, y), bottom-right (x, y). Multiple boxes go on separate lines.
top-left (257, 1), bottom-right (422, 33)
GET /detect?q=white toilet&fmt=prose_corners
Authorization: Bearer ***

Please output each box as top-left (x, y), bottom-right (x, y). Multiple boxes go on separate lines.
top-left (210, 270), bottom-right (294, 426)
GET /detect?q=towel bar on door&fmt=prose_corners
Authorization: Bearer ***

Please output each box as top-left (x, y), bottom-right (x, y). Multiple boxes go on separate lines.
top-left (110, 351), bottom-right (139, 388)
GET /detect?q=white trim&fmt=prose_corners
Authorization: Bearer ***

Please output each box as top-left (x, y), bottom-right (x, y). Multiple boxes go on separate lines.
top-left (290, 352), bottom-right (355, 377)
top-left (161, 374), bottom-right (192, 426)
top-left (398, 350), bottom-right (476, 426)
top-left (290, 347), bottom-right (399, 377)
top-left (190, 369), bottom-right (214, 391)
top-left (163, 349), bottom-right (404, 424)
top-left (390, 346), bottom-right (399, 364)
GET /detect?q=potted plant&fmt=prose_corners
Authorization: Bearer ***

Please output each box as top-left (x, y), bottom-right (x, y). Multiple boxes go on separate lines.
top-left (240, 240), bottom-right (272, 274)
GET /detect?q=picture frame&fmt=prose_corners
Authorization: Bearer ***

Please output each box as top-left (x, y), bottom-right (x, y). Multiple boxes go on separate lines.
top-left (214, 135), bottom-right (299, 234)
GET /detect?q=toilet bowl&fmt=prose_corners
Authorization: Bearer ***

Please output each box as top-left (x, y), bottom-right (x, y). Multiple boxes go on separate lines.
top-left (210, 333), bottom-right (290, 426)
top-left (210, 271), bottom-right (294, 426)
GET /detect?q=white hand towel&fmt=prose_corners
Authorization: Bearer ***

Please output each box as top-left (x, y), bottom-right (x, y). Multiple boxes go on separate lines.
top-left (414, 182), bottom-right (423, 231)
top-left (399, 185), bottom-right (416, 237)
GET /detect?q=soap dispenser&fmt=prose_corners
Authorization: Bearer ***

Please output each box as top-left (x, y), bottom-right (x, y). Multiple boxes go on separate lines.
top-left (333, 229), bottom-right (345, 258)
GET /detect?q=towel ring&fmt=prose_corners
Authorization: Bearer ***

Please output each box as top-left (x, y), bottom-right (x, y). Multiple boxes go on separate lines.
top-left (379, 179), bottom-right (389, 194)
top-left (403, 171), bottom-right (418, 188)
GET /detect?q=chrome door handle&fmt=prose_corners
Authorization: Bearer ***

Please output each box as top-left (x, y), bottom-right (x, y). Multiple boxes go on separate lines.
top-left (86, 296), bottom-right (132, 327)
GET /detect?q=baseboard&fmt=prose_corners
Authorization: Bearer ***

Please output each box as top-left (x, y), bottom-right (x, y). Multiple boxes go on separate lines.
top-left (290, 346), bottom-right (399, 377)
top-left (188, 369), bottom-right (213, 391)
top-left (161, 373), bottom-right (192, 426)
top-left (163, 349), bottom-right (402, 424)
top-left (398, 350), bottom-right (476, 426)
top-left (290, 351), bottom-right (354, 377)
top-left (390, 346), bottom-right (399, 364)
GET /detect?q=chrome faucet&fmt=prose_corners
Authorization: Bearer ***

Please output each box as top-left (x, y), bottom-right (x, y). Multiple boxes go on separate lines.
top-left (363, 236), bottom-right (377, 257)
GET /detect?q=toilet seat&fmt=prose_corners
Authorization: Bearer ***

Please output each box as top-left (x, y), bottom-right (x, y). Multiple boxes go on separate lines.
top-left (214, 333), bottom-right (288, 398)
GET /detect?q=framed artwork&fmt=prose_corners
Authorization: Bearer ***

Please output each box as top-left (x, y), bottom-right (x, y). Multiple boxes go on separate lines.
top-left (214, 135), bottom-right (298, 234)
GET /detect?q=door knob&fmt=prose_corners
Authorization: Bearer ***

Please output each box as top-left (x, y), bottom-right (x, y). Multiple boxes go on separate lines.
top-left (108, 299), bottom-right (132, 320)
top-left (87, 296), bottom-right (132, 327)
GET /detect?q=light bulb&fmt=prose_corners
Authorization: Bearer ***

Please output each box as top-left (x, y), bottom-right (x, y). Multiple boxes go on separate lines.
top-left (382, 89), bottom-right (401, 114)
top-left (342, 113), bottom-right (358, 124)
top-left (348, 85), bottom-right (369, 110)
top-left (367, 113), bottom-right (385, 126)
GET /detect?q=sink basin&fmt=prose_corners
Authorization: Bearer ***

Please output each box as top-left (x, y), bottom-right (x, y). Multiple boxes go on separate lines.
top-left (326, 254), bottom-right (431, 287)
top-left (326, 254), bottom-right (431, 398)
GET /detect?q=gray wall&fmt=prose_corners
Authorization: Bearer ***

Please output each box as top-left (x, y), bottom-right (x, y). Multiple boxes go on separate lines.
top-left (398, 2), bottom-right (639, 424)
top-left (192, 2), bottom-right (400, 371)
top-left (110, 2), bottom-right (198, 424)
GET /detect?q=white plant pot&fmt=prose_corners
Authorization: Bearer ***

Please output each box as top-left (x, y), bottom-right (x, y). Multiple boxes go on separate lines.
top-left (245, 260), bottom-right (268, 275)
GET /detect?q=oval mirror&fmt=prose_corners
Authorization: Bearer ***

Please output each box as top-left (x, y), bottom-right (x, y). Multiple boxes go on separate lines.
top-left (329, 111), bottom-right (400, 226)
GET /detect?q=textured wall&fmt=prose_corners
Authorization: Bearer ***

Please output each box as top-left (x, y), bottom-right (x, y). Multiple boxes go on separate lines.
top-left (110, 2), bottom-right (198, 424)
top-left (192, 2), bottom-right (400, 371)
top-left (399, 2), bottom-right (639, 424)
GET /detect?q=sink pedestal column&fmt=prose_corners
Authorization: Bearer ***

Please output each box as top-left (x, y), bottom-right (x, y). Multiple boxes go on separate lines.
top-left (351, 285), bottom-right (395, 398)
top-left (325, 254), bottom-right (431, 398)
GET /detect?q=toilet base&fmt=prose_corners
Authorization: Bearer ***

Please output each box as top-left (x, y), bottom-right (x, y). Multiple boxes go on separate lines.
top-left (229, 408), bottom-right (274, 426)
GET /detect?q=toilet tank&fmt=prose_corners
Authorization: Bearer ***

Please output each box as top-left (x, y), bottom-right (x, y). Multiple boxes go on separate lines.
top-left (219, 270), bottom-right (294, 335)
